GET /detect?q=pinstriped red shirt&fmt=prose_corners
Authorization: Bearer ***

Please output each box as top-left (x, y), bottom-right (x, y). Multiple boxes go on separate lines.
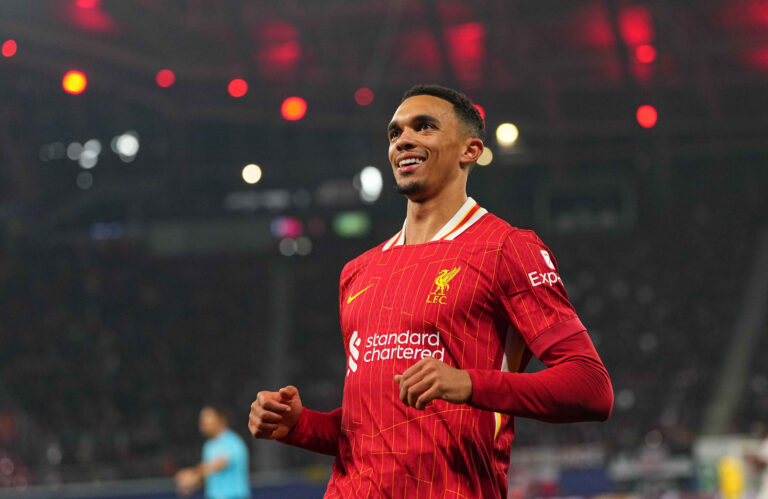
top-left (317, 197), bottom-right (588, 497)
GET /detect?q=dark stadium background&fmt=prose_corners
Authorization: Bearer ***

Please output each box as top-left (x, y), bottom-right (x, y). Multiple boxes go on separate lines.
top-left (1, 0), bottom-right (767, 497)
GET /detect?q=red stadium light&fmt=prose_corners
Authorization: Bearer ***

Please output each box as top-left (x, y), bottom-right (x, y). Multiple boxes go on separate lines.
top-left (355, 87), bottom-right (374, 106)
top-left (636, 105), bottom-right (658, 128)
top-left (2, 39), bottom-right (17, 58)
top-left (155, 69), bottom-right (175, 88)
top-left (445, 22), bottom-right (486, 85)
top-left (281, 96), bottom-right (307, 121)
top-left (76, 0), bottom-right (99, 8)
top-left (634, 44), bottom-right (657, 63)
top-left (473, 104), bottom-right (486, 121)
top-left (228, 78), bottom-right (248, 98)
top-left (619, 6), bottom-right (654, 46)
top-left (62, 70), bottom-right (87, 94)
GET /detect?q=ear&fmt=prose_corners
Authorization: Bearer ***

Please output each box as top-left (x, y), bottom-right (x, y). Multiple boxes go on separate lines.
top-left (459, 138), bottom-right (484, 169)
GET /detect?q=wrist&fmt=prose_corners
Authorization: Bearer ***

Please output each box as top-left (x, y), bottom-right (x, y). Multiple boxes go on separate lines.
top-left (462, 369), bottom-right (473, 403)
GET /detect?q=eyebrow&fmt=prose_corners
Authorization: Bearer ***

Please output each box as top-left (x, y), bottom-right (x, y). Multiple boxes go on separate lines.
top-left (387, 114), bottom-right (441, 134)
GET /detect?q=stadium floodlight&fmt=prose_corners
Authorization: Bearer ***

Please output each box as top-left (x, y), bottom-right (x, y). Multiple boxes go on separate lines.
top-left (67, 142), bottom-right (83, 161)
top-left (281, 97), bottom-right (307, 121)
top-left (496, 123), bottom-right (519, 146)
top-left (62, 70), bottom-right (87, 94)
top-left (242, 164), bottom-right (263, 184)
top-left (79, 150), bottom-right (98, 169)
top-left (357, 166), bottom-right (383, 203)
top-left (84, 139), bottom-right (101, 155)
top-left (477, 147), bottom-right (493, 166)
top-left (115, 131), bottom-right (140, 161)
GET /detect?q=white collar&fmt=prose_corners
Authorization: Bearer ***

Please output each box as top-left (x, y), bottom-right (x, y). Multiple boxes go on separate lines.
top-left (382, 197), bottom-right (487, 250)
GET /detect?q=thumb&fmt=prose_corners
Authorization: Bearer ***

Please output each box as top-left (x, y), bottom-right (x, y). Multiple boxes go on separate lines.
top-left (279, 385), bottom-right (299, 402)
top-left (394, 374), bottom-right (402, 383)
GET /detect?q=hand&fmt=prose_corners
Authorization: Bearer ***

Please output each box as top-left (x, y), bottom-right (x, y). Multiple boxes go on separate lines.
top-left (174, 468), bottom-right (201, 496)
top-left (394, 358), bottom-right (472, 410)
top-left (248, 385), bottom-right (303, 440)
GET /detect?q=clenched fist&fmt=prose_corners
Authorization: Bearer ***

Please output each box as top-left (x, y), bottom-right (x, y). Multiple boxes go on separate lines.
top-left (395, 357), bottom-right (472, 410)
top-left (248, 385), bottom-right (303, 440)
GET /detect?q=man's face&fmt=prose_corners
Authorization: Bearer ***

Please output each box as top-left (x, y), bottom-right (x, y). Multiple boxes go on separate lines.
top-left (387, 95), bottom-right (475, 200)
top-left (198, 408), bottom-right (221, 438)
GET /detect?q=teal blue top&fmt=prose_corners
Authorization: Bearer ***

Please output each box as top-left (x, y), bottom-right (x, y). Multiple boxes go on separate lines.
top-left (202, 429), bottom-right (250, 499)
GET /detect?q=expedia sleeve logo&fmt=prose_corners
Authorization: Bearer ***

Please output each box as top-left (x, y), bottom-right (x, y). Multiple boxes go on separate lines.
top-left (527, 250), bottom-right (561, 287)
top-left (426, 267), bottom-right (461, 304)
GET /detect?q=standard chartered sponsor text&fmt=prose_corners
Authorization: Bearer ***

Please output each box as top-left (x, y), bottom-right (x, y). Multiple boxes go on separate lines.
top-left (361, 330), bottom-right (445, 362)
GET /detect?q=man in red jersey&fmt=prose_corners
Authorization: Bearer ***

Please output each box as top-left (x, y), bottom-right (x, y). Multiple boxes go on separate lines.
top-left (249, 84), bottom-right (613, 498)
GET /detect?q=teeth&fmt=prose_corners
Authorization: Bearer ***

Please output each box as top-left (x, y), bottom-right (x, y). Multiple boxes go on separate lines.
top-left (398, 158), bottom-right (424, 167)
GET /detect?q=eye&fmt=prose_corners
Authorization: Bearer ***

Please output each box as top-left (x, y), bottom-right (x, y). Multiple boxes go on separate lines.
top-left (388, 129), bottom-right (400, 140)
top-left (418, 122), bottom-right (435, 131)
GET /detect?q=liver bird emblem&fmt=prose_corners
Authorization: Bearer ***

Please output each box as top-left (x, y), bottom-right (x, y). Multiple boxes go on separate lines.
top-left (432, 267), bottom-right (461, 295)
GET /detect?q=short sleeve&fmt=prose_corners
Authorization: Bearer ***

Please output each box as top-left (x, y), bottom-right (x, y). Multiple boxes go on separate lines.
top-left (494, 230), bottom-right (586, 358)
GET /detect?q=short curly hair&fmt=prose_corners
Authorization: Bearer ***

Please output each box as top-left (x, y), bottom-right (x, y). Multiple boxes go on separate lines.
top-left (402, 84), bottom-right (485, 141)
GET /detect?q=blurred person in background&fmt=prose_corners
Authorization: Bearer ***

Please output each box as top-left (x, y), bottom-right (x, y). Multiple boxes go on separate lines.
top-left (175, 406), bottom-right (250, 499)
top-left (249, 84), bottom-right (612, 497)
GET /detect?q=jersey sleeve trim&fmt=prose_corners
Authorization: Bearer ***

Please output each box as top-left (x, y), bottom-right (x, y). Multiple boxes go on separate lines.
top-left (527, 316), bottom-right (586, 359)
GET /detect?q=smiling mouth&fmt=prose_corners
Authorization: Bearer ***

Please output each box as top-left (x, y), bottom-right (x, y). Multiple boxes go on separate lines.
top-left (397, 157), bottom-right (425, 173)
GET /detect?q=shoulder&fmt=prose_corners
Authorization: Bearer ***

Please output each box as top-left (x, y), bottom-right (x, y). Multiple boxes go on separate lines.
top-left (470, 211), bottom-right (544, 248)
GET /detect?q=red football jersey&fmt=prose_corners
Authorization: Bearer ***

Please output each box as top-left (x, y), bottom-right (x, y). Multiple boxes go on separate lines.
top-left (324, 198), bottom-right (587, 498)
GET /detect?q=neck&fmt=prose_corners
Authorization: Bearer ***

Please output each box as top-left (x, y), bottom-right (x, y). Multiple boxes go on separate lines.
top-left (404, 187), bottom-right (467, 245)
top-left (210, 426), bottom-right (226, 438)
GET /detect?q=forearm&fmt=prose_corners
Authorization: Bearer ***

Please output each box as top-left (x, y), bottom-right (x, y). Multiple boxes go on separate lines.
top-left (279, 407), bottom-right (342, 456)
top-left (467, 332), bottom-right (613, 423)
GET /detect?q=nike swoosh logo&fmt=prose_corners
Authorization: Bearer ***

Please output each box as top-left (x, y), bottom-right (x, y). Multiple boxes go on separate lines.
top-left (347, 284), bottom-right (373, 304)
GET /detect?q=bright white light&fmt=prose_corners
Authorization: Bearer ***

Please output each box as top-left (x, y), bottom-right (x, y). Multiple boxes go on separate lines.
top-left (477, 147), bottom-right (493, 166)
top-left (242, 164), bottom-right (263, 184)
top-left (79, 150), bottom-right (98, 169)
top-left (496, 123), bottom-right (519, 146)
top-left (358, 166), bottom-right (383, 203)
top-left (84, 139), bottom-right (101, 155)
top-left (116, 132), bottom-right (139, 157)
top-left (67, 142), bottom-right (83, 160)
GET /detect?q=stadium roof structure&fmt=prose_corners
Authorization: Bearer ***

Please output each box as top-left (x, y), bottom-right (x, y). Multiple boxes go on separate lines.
top-left (0, 0), bottom-right (766, 239)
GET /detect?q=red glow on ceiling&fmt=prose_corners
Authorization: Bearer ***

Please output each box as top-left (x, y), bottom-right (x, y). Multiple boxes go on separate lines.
top-left (2, 39), bottom-right (17, 58)
top-left (574, 2), bottom-right (615, 49)
top-left (258, 21), bottom-right (301, 80)
top-left (437, 0), bottom-right (473, 24)
top-left (281, 97), bottom-right (307, 121)
top-left (228, 79), bottom-right (248, 98)
top-left (721, 0), bottom-right (768, 30)
top-left (355, 87), bottom-right (374, 106)
top-left (67, 0), bottom-right (116, 33)
top-left (445, 22), bottom-right (486, 85)
top-left (636, 105), bottom-right (658, 128)
top-left (473, 104), bottom-right (485, 121)
top-left (619, 6), bottom-right (654, 46)
top-left (62, 70), bottom-right (87, 95)
top-left (397, 31), bottom-right (442, 76)
top-left (634, 44), bottom-right (657, 63)
top-left (743, 46), bottom-right (768, 71)
top-left (155, 69), bottom-right (175, 88)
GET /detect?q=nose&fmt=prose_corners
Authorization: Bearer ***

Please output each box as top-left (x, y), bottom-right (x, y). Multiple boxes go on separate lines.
top-left (394, 128), bottom-right (417, 151)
